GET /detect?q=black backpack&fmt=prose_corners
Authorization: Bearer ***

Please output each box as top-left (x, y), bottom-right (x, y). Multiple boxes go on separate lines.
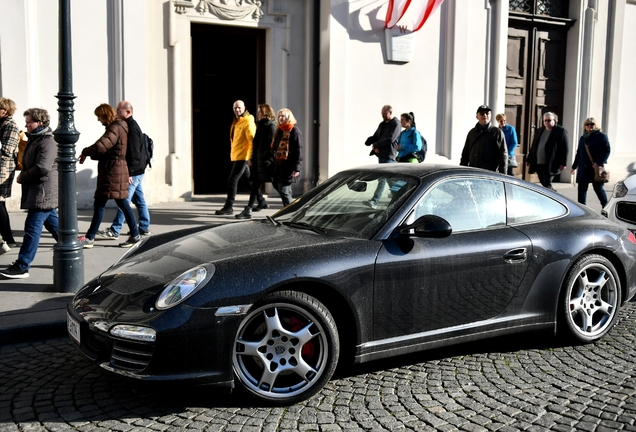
top-left (143, 133), bottom-right (154, 168)
top-left (410, 129), bottom-right (427, 163)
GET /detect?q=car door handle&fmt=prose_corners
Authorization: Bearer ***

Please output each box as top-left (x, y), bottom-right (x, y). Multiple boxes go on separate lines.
top-left (503, 248), bottom-right (528, 263)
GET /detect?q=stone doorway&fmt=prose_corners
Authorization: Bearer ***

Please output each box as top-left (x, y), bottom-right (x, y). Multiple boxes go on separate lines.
top-left (191, 23), bottom-right (266, 194)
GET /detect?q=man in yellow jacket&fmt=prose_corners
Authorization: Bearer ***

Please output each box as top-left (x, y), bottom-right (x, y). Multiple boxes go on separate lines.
top-left (215, 100), bottom-right (256, 215)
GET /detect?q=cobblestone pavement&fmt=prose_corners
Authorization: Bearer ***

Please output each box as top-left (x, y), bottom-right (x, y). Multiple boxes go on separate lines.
top-left (1, 302), bottom-right (635, 432)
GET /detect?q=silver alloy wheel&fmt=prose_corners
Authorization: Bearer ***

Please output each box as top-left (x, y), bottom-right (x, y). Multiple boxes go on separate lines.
top-left (564, 255), bottom-right (621, 342)
top-left (232, 293), bottom-right (336, 403)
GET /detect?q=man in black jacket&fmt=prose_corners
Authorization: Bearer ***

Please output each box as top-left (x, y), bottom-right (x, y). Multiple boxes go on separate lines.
top-left (460, 105), bottom-right (507, 174)
top-left (363, 105), bottom-right (400, 209)
top-left (97, 101), bottom-right (150, 239)
top-left (527, 112), bottom-right (569, 190)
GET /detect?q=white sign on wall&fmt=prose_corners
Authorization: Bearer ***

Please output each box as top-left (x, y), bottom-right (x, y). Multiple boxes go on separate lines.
top-left (385, 27), bottom-right (414, 63)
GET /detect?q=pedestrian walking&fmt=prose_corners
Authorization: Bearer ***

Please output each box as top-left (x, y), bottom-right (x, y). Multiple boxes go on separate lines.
top-left (271, 108), bottom-right (303, 207)
top-left (96, 100), bottom-right (151, 239)
top-left (460, 105), bottom-right (507, 173)
top-left (235, 103), bottom-right (275, 219)
top-left (496, 113), bottom-right (519, 176)
top-left (396, 112), bottom-right (424, 163)
top-left (0, 108), bottom-right (58, 279)
top-left (0, 97), bottom-right (20, 253)
top-left (78, 104), bottom-right (140, 249)
top-left (571, 117), bottom-right (611, 207)
top-left (215, 100), bottom-right (256, 215)
top-left (363, 105), bottom-right (400, 209)
top-left (527, 112), bottom-right (569, 190)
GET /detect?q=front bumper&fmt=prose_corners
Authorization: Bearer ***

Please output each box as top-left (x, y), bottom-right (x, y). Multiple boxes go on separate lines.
top-left (603, 197), bottom-right (636, 233)
top-left (67, 302), bottom-right (241, 387)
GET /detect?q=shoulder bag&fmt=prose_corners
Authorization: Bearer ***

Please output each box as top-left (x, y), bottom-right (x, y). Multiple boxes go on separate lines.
top-left (584, 143), bottom-right (609, 183)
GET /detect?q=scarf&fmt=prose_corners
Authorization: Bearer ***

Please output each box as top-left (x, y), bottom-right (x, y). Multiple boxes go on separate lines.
top-left (25, 125), bottom-right (47, 138)
top-left (272, 123), bottom-right (293, 163)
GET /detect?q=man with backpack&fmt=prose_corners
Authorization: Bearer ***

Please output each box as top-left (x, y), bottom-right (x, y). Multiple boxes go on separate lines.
top-left (97, 100), bottom-right (151, 240)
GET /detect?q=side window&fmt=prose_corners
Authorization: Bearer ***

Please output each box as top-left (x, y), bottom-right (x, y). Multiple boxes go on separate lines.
top-left (506, 183), bottom-right (567, 224)
top-left (413, 178), bottom-right (506, 232)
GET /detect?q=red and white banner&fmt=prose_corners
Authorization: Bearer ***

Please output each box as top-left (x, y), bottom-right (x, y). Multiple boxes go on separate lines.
top-left (385, 0), bottom-right (411, 29)
top-left (412, 0), bottom-right (445, 32)
top-left (384, 0), bottom-right (445, 32)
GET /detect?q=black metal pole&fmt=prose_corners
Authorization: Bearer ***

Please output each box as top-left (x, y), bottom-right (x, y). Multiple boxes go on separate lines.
top-left (53, 0), bottom-right (83, 292)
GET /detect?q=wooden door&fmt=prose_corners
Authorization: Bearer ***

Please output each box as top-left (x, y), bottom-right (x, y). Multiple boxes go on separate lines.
top-left (506, 25), bottom-right (567, 179)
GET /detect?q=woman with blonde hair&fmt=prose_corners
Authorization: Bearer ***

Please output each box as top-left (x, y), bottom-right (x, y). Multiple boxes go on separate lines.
top-left (0, 97), bottom-right (20, 253)
top-left (78, 104), bottom-right (140, 248)
top-left (571, 117), bottom-right (611, 207)
top-left (270, 108), bottom-right (303, 206)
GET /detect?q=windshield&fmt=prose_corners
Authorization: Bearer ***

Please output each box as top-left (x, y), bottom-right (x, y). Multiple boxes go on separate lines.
top-left (272, 171), bottom-right (420, 239)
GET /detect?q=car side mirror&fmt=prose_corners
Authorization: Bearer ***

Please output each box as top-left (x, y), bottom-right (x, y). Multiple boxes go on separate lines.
top-left (400, 214), bottom-right (452, 238)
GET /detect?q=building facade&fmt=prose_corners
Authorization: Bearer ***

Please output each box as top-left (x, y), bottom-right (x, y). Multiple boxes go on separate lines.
top-left (0, 0), bottom-right (634, 209)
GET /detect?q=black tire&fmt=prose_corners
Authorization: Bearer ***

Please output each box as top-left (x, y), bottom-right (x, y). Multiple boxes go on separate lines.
top-left (560, 254), bottom-right (621, 343)
top-left (232, 291), bottom-right (339, 405)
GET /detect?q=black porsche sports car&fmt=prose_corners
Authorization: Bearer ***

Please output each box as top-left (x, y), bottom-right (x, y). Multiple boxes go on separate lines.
top-left (68, 164), bottom-right (636, 404)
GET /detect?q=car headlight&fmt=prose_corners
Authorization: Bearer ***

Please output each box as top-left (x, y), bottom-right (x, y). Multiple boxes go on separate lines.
top-left (155, 265), bottom-right (211, 310)
top-left (613, 181), bottom-right (628, 198)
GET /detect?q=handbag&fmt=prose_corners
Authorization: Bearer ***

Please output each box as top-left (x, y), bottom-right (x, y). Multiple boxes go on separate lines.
top-left (508, 154), bottom-right (518, 168)
top-left (15, 130), bottom-right (27, 170)
top-left (584, 143), bottom-right (610, 183)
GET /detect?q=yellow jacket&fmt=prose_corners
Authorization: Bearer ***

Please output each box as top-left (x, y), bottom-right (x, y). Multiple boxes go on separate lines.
top-left (230, 113), bottom-right (255, 161)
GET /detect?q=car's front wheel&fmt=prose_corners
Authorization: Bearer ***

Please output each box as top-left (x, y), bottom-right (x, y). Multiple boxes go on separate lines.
top-left (232, 291), bottom-right (339, 404)
top-left (561, 254), bottom-right (622, 343)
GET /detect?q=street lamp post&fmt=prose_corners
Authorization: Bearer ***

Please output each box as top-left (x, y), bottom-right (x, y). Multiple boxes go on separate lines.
top-left (53, 0), bottom-right (83, 293)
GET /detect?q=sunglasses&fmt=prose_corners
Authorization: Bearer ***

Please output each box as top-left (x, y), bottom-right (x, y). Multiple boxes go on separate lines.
top-left (585, 123), bottom-right (595, 127)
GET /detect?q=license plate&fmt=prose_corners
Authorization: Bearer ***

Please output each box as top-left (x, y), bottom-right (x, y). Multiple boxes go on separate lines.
top-left (67, 312), bottom-right (81, 345)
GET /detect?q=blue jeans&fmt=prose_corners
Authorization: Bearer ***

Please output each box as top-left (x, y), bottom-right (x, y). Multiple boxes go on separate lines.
top-left (370, 157), bottom-right (397, 204)
top-left (110, 174), bottom-right (150, 235)
top-left (86, 198), bottom-right (139, 240)
top-left (16, 209), bottom-right (59, 270)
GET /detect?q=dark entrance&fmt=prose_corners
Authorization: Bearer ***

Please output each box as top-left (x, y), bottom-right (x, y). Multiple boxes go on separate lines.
top-left (191, 24), bottom-right (265, 194)
top-left (505, 2), bottom-right (573, 179)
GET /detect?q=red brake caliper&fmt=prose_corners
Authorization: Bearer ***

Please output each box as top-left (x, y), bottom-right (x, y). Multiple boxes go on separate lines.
top-left (290, 316), bottom-right (315, 359)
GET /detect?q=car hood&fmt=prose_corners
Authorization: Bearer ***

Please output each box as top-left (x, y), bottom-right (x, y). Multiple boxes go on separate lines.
top-left (98, 221), bottom-right (362, 295)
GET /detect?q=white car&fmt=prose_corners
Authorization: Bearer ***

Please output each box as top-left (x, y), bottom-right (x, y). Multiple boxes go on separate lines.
top-left (602, 173), bottom-right (636, 234)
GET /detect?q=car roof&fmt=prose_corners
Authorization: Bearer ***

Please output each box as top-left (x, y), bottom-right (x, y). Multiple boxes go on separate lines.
top-left (343, 163), bottom-right (504, 179)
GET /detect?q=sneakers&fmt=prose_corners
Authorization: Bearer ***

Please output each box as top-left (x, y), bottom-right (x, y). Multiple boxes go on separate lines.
top-left (0, 262), bottom-right (29, 279)
top-left (96, 228), bottom-right (119, 240)
top-left (126, 229), bottom-right (151, 236)
top-left (215, 206), bottom-right (234, 216)
top-left (0, 242), bottom-right (10, 255)
top-left (235, 207), bottom-right (252, 219)
top-left (362, 200), bottom-right (377, 209)
top-left (78, 236), bottom-right (94, 249)
top-left (252, 200), bottom-right (269, 212)
top-left (119, 235), bottom-right (142, 248)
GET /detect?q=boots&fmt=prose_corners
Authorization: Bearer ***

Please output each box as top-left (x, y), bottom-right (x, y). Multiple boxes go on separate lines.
top-left (253, 199), bottom-right (269, 212)
top-left (215, 204), bottom-right (233, 215)
top-left (235, 206), bottom-right (252, 219)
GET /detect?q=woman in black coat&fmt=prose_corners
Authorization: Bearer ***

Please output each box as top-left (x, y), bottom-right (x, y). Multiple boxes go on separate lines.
top-left (571, 117), bottom-right (611, 207)
top-left (236, 103), bottom-right (276, 219)
top-left (271, 108), bottom-right (303, 207)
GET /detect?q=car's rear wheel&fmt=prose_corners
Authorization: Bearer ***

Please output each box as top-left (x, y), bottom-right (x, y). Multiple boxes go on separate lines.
top-left (561, 254), bottom-right (621, 343)
top-left (232, 291), bottom-right (339, 404)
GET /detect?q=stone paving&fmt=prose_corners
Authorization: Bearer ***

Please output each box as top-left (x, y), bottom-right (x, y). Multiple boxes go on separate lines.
top-left (1, 302), bottom-right (635, 431)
